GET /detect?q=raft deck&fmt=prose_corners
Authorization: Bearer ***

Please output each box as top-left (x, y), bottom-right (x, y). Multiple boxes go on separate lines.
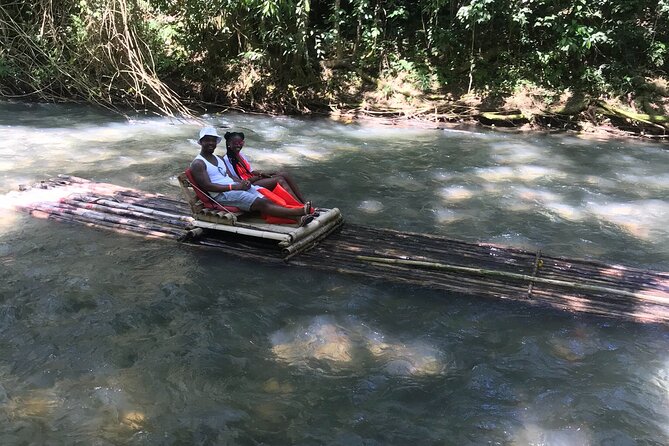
top-left (3, 175), bottom-right (668, 324)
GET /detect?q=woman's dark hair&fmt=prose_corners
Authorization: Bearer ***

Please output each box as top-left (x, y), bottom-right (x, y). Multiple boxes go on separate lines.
top-left (224, 131), bottom-right (245, 143)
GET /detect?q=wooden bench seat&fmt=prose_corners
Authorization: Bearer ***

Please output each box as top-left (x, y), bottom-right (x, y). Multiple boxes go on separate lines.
top-left (177, 172), bottom-right (243, 225)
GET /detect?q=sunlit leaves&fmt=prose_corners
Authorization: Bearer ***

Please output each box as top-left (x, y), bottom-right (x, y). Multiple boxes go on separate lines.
top-left (260, 0), bottom-right (279, 18)
top-left (649, 42), bottom-right (666, 67)
top-left (456, 0), bottom-right (495, 27)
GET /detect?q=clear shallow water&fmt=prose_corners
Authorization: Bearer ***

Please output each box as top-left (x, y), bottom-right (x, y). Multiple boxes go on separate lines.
top-left (0, 101), bottom-right (668, 444)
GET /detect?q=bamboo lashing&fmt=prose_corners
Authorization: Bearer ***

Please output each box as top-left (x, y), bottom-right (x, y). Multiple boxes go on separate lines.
top-left (527, 249), bottom-right (543, 299)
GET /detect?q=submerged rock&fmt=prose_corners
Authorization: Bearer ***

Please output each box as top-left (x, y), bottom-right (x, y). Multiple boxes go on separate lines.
top-left (366, 337), bottom-right (447, 377)
top-left (270, 317), bottom-right (354, 366)
top-left (120, 410), bottom-right (146, 430)
top-left (270, 316), bottom-right (448, 377)
top-left (358, 200), bottom-right (384, 213)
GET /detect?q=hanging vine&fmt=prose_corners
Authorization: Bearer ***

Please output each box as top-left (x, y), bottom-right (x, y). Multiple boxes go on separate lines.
top-left (0, 0), bottom-right (191, 117)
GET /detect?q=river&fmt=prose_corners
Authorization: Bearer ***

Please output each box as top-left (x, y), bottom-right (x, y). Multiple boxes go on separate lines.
top-left (1, 101), bottom-right (668, 444)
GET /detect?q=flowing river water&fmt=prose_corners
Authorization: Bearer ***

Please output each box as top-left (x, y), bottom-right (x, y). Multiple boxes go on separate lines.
top-left (0, 101), bottom-right (668, 445)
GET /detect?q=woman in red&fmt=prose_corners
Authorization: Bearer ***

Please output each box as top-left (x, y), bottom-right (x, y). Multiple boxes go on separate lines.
top-left (222, 131), bottom-right (306, 204)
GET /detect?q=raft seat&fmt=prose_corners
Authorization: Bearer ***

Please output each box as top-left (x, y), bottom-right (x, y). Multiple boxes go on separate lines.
top-left (177, 171), bottom-right (243, 225)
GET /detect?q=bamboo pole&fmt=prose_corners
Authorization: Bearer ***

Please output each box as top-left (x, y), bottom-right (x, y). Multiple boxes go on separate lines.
top-left (323, 233), bottom-right (535, 273)
top-left (109, 195), bottom-right (191, 214)
top-left (283, 216), bottom-right (344, 259)
top-left (27, 202), bottom-right (184, 237)
top-left (279, 208), bottom-right (342, 246)
top-left (69, 196), bottom-right (193, 222)
top-left (294, 258), bottom-right (528, 298)
top-left (534, 262), bottom-right (669, 301)
top-left (312, 254), bottom-right (669, 323)
top-left (354, 254), bottom-right (652, 304)
top-left (28, 206), bottom-right (178, 240)
top-left (191, 220), bottom-right (291, 242)
top-left (303, 248), bottom-right (530, 292)
top-left (341, 225), bottom-right (669, 285)
top-left (60, 197), bottom-right (191, 227)
top-left (310, 228), bottom-right (667, 296)
top-left (355, 255), bottom-right (669, 304)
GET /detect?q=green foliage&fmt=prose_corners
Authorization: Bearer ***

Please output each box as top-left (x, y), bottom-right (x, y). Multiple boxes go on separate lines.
top-left (649, 42), bottom-right (666, 67)
top-left (0, 57), bottom-right (16, 79)
top-left (1, 0), bottom-right (667, 111)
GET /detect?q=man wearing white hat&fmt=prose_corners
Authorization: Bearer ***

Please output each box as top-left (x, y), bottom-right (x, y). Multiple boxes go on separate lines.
top-left (190, 126), bottom-right (313, 223)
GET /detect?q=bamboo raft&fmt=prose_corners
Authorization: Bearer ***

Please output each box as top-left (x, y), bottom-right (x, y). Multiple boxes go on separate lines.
top-left (3, 175), bottom-right (668, 324)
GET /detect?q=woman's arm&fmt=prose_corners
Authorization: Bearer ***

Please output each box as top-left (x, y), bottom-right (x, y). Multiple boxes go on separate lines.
top-left (251, 170), bottom-right (275, 178)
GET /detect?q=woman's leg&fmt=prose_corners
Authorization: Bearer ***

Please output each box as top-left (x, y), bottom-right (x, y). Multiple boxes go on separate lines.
top-left (253, 172), bottom-right (305, 203)
top-left (250, 198), bottom-right (307, 218)
top-left (275, 172), bottom-right (305, 203)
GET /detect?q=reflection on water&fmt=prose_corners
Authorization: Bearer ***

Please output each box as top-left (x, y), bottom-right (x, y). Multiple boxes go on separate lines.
top-left (1, 101), bottom-right (668, 443)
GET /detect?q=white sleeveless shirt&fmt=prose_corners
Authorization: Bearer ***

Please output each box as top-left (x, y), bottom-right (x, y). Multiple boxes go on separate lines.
top-left (194, 154), bottom-right (234, 186)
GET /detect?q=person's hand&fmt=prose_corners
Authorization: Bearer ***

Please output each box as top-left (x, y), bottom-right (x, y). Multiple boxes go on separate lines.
top-left (241, 180), bottom-right (251, 190)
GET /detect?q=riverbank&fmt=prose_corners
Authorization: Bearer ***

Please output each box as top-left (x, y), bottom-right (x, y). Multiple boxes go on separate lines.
top-left (5, 77), bottom-right (668, 143)
top-left (203, 78), bottom-right (669, 142)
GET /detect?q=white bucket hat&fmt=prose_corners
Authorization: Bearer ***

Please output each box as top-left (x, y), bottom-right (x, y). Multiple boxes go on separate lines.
top-left (198, 126), bottom-right (222, 144)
